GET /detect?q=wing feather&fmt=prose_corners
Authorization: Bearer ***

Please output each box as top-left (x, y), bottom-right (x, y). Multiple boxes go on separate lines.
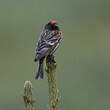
top-left (35, 29), bottom-right (62, 60)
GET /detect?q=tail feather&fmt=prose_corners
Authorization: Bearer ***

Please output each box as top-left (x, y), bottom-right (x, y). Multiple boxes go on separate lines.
top-left (35, 71), bottom-right (40, 79)
top-left (40, 68), bottom-right (44, 79)
top-left (35, 57), bottom-right (45, 80)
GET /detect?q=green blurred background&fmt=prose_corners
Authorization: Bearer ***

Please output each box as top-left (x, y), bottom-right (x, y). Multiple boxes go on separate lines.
top-left (0, 0), bottom-right (110, 110)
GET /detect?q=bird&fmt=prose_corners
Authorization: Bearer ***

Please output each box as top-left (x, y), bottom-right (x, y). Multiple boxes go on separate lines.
top-left (34, 21), bottom-right (63, 79)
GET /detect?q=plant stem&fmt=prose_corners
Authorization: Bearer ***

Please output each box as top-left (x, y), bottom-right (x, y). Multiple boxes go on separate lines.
top-left (46, 55), bottom-right (59, 110)
top-left (23, 81), bottom-right (34, 110)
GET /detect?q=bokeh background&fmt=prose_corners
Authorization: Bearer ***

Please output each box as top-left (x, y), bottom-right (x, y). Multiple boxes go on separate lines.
top-left (0, 0), bottom-right (110, 110)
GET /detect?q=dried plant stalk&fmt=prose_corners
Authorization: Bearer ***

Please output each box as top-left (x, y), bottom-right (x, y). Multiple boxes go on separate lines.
top-left (23, 81), bottom-right (34, 110)
top-left (46, 55), bottom-right (59, 110)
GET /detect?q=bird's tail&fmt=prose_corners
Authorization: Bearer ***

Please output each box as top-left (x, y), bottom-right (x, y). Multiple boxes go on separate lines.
top-left (35, 57), bottom-right (45, 80)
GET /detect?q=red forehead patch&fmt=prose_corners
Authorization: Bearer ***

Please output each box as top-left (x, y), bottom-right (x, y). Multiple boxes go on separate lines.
top-left (50, 21), bottom-right (56, 24)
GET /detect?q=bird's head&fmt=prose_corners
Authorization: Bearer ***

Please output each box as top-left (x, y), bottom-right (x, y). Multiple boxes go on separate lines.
top-left (45, 21), bottom-right (60, 31)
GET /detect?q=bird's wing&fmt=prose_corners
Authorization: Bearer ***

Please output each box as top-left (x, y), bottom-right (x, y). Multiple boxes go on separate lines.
top-left (35, 30), bottom-right (61, 60)
top-left (50, 36), bottom-right (62, 55)
top-left (45, 31), bottom-right (62, 44)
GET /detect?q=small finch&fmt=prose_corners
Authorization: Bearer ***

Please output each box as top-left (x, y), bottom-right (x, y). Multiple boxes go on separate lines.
top-left (34, 21), bottom-right (63, 79)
